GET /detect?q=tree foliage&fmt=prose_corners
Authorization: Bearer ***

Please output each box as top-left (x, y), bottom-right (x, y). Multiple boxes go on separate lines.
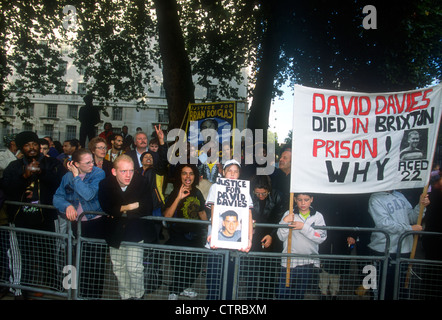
top-left (247, 0), bottom-right (442, 133)
top-left (1, 0), bottom-right (67, 124)
top-left (1, 0), bottom-right (440, 135)
top-left (279, 0), bottom-right (441, 92)
top-left (67, 0), bottom-right (158, 108)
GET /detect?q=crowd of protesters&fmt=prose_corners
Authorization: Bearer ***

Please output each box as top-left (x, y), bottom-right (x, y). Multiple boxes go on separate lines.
top-left (0, 119), bottom-right (441, 301)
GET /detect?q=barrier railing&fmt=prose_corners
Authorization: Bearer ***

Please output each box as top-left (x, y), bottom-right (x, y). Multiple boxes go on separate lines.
top-left (394, 230), bottom-right (442, 300)
top-left (3, 200), bottom-right (440, 300)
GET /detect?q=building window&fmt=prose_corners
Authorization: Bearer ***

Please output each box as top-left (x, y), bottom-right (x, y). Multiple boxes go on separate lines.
top-left (66, 125), bottom-right (77, 140)
top-left (56, 81), bottom-right (66, 94)
top-left (59, 61), bottom-right (68, 75)
top-left (24, 104), bottom-right (34, 117)
top-left (68, 105), bottom-right (78, 119)
top-left (44, 124), bottom-right (54, 137)
top-left (158, 109), bottom-right (169, 123)
top-left (47, 104), bottom-right (58, 118)
top-left (207, 85), bottom-right (218, 101)
top-left (78, 83), bottom-right (87, 95)
top-left (2, 123), bottom-right (12, 135)
top-left (3, 102), bottom-right (14, 116)
top-left (78, 65), bottom-right (86, 76)
top-left (23, 123), bottom-right (33, 131)
top-left (112, 107), bottom-right (123, 121)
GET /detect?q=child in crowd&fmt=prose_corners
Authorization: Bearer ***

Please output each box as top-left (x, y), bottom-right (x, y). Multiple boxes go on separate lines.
top-left (277, 193), bottom-right (327, 300)
top-left (205, 159), bottom-right (253, 299)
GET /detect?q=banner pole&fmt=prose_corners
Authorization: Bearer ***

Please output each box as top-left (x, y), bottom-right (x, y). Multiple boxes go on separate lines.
top-left (285, 193), bottom-right (294, 287)
top-left (404, 117), bottom-right (440, 289)
top-left (404, 184), bottom-right (429, 289)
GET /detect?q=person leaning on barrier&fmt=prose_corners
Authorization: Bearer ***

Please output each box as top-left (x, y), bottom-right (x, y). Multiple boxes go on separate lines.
top-left (2, 131), bottom-right (64, 231)
top-left (53, 149), bottom-right (105, 223)
top-left (241, 175), bottom-right (285, 299)
top-left (204, 159), bottom-right (254, 300)
top-left (277, 193), bottom-right (327, 300)
top-left (98, 154), bottom-right (156, 300)
top-left (367, 190), bottom-right (429, 299)
top-left (53, 148), bottom-right (106, 299)
top-left (162, 164), bottom-right (208, 300)
top-left (1, 131), bottom-right (64, 299)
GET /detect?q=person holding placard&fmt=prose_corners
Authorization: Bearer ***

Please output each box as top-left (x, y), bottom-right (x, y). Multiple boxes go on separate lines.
top-left (367, 190), bottom-right (429, 299)
top-left (277, 193), bottom-right (327, 300)
top-left (205, 159), bottom-right (253, 299)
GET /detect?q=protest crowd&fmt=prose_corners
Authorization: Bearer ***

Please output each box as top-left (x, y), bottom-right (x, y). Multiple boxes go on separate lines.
top-left (0, 115), bottom-right (441, 301)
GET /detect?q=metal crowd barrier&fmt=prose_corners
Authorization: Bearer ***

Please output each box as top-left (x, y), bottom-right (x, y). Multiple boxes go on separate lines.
top-left (1, 200), bottom-right (440, 300)
top-left (0, 201), bottom-right (74, 300)
top-left (394, 230), bottom-right (442, 300)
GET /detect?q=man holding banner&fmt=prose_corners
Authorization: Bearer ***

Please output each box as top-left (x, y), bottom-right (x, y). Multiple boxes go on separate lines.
top-left (367, 190), bottom-right (429, 299)
top-left (289, 83), bottom-right (442, 299)
top-left (290, 84), bottom-right (442, 194)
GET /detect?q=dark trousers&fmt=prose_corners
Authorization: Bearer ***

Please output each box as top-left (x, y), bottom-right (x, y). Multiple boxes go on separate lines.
top-left (166, 234), bottom-right (203, 296)
top-left (80, 126), bottom-right (96, 148)
top-left (206, 254), bottom-right (235, 300)
top-left (277, 264), bottom-right (316, 300)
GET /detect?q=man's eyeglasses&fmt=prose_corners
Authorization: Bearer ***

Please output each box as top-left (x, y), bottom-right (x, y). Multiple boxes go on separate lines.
top-left (254, 191), bottom-right (269, 197)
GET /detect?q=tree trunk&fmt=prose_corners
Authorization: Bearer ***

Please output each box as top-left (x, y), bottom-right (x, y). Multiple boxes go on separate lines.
top-left (247, 2), bottom-right (281, 140)
top-left (153, 0), bottom-right (195, 131)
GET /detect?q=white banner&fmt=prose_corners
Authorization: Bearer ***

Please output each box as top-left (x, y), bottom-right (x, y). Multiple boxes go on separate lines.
top-left (290, 84), bottom-right (442, 194)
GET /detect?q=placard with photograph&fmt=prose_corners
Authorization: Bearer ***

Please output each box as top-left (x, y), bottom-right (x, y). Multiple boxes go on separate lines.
top-left (210, 177), bottom-right (250, 250)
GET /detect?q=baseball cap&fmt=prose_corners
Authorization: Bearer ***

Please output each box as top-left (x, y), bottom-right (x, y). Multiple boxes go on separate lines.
top-left (223, 159), bottom-right (241, 170)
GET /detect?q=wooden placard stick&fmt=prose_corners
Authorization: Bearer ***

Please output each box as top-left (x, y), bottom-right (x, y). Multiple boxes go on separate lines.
top-left (286, 192), bottom-right (294, 287)
top-left (404, 184), bottom-right (429, 289)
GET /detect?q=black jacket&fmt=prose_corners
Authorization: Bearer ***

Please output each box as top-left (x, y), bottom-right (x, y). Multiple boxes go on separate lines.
top-left (98, 173), bottom-right (156, 248)
top-left (250, 189), bottom-right (285, 252)
top-left (1, 155), bottom-right (64, 229)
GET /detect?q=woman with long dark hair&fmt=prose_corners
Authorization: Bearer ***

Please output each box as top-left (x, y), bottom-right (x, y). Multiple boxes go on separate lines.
top-left (162, 164), bottom-right (208, 300)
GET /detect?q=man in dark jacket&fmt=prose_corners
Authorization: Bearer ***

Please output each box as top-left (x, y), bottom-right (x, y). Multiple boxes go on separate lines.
top-left (2, 131), bottom-right (64, 230)
top-left (1, 131), bottom-right (64, 299)
top-left (98, 154), bottom-right (156, 300)
top-left (270, 147), bottom-right (292, 211)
